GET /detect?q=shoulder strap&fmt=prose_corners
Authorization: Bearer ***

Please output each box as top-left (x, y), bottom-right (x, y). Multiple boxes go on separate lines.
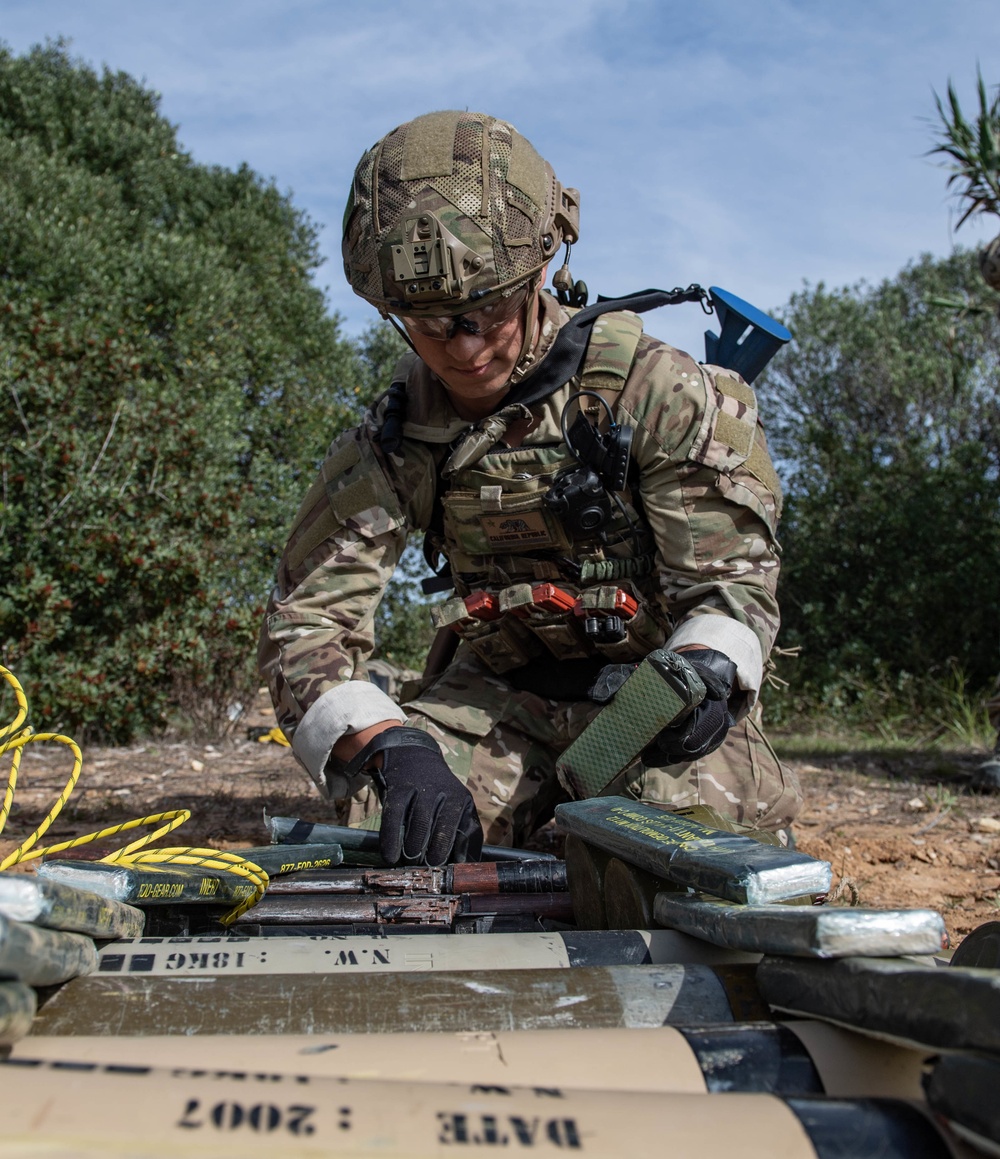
top-left (504, 285), bottom-right (710, 411)
top-left (381, 288), bottom-right (704, 452)
top-left (374, 351), bottom-right (419, 456)
top-left (578, 309), bottom-right (645, 395)
top-left (377, 379), bottom-right (408, 455)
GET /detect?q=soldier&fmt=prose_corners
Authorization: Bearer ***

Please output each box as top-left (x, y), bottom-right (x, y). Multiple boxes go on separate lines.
top-left (259, 110), bottom-right (802, 866)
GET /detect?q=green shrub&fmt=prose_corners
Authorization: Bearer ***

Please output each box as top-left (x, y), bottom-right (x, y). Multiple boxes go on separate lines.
top-left (760, 252), bottom-right (1000, 701)
top-left (0, 42), bottom-right (364, 739)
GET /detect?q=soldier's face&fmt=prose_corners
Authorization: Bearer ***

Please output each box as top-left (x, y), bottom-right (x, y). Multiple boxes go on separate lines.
top-left (406, 296), bottom-right (535, 419)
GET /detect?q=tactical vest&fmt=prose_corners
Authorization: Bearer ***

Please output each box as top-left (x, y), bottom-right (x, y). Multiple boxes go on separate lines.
top-left (418, 310), bottom-right (671, 676)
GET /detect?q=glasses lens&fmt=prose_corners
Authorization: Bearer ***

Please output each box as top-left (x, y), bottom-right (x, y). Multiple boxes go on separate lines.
top-left (398, 283), bottom-right (531, 340)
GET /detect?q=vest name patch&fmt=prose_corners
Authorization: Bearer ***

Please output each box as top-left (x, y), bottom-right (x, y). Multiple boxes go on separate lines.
top-left (479, 511), bottom-right (556, 549)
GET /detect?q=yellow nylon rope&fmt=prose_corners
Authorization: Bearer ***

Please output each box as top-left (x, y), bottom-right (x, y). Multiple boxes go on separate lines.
top-left (0, 665), bottom-right (266, 924)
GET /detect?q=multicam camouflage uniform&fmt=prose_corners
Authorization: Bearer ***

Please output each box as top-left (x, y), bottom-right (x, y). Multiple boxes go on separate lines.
top-left (259, 290), bottom-right (802, 843)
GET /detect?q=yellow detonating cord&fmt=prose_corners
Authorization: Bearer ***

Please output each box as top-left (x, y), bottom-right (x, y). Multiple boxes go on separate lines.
top-left (0, 665), bottom-right (266, 924)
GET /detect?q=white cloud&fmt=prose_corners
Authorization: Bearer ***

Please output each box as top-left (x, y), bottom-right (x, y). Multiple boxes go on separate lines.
top-left (3, 0), bottom-right (999, 357)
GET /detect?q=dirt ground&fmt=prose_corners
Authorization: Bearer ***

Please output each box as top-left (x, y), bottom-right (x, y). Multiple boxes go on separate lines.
top-left (3, 689), bottom-right (999, 950)
top-left (783, 741), bottom-right (1000, 947)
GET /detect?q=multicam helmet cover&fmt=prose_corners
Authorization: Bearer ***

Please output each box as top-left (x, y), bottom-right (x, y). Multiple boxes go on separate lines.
top-left (343, 111), bottom-right (580, 317)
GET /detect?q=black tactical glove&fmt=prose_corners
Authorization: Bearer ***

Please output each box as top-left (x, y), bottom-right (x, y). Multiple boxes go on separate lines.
top-left (587, 662), bottom-right (640, 704)
top-left (345, 727), bottom-right (483, 866)
top-left (641, 648), bottom-right (742, 766)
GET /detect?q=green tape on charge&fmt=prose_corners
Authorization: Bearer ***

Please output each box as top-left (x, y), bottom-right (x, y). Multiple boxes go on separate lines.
top-left (556, 650), bottom-right (705, 798)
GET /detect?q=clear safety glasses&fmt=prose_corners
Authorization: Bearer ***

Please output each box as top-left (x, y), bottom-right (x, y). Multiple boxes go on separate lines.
top-left (394, 281), bottom-right (533, 342)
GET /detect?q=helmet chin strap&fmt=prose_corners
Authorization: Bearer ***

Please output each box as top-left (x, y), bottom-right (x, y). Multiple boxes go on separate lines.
top-left (385, 312), bottom-right (417, 354)
top-left (505, 274), bottom-right (544, 389)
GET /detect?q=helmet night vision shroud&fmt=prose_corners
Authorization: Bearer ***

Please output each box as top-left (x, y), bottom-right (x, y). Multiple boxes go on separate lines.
top-left (342, 110), bottom-right (580, 319)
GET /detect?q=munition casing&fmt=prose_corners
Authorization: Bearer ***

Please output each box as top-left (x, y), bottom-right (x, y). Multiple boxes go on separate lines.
top-left (949, 918), bottom-right (1000, 968)
top-left (229, 845), bottom-right (344, 874)
top-left (266, 866), bottom-right (448, 895)
top-left (0, 980), bottom-right (36, 1044)
top-left (266, 813), bottom-right (373, 848)
top-left (464, 892), bottom-right (572, 918)
top-left (225, 891), bottom-right (573, 926)
top-left (676, 1023), bottom-right (822, 1093)
top-left (556, 797), bottom-right (832, 904)
top-left (604, 857), bottom-right (672, 929)
top-left (14, 1027), bottom-right (713, 1093)
top-left (265, 815), bottom-right (555, 862)
top-left (12, 1020), bottom-right (930, 1098)
top-left (38, 859), bottom-right (259, 905)
top-left (451, 861), bottom-right (567, 894)
top-left (0, 872), bottom-right (144, 937)
top-left (222, 894), bottom-right (459, 928)
top-left (264, 861), bottom-right (567, 897)
top-left (339, 850), bottom-right (384, 866)
top-left (674, 803), bottom-right (785, 845)
top-left (475, 845), bottom-right (559, 863)
top-left (757, 954), bottom-right (1000, 1053)
top-left (0, 1058), bottom-right (954, 1159)
top-left (29, 963), bottom-right (754, 1036)
top-left (139, 911), bottom-right (560, 939)
top-left (654, 894), bottom-right (948, 958)
top-left (564, 834), bottom-right (610, 928)
top-left (91, 929), bottom-right (758, 978)
top-left (0, 913), bottom-right (96, 985)
top-left (782, 1020), bottom-right (930, 1099)
top-left (925, 1054), bottom-right (1000, 1154)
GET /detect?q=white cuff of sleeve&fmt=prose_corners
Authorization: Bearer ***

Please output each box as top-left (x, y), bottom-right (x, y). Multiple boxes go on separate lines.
top-left (665, 617), bottom-right (764, 706)
top-left (293, 681), bottom-right (407, 788)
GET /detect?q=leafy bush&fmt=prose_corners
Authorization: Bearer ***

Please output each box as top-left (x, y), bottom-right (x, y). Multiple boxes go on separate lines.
top-left (759, 251), bottom-right (1000, 713)
top-left (0, 42), bottom-right (364, 739)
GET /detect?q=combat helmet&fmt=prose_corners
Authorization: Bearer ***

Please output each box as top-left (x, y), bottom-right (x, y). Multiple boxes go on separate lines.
top-left (342, 111), bottom-right (580, 320)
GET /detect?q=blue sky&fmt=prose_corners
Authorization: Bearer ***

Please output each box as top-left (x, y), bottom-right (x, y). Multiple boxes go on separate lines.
top-left (3, 0), bottom-right (999, 357)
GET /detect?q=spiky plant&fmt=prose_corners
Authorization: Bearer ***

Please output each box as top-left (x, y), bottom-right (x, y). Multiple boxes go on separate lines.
top-left (931, 70), bottom-right (1000, 290)
top-left (932, 70), bottom-right (1000, 225)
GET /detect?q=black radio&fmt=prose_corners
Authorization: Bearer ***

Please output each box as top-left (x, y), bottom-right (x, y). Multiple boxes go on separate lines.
top-left (544, 392), bottom-right (633, 538)
top-left (544, 464), bottom-right (613, 535)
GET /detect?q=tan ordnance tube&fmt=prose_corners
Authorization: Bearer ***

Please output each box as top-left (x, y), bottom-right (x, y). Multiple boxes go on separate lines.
top-left (0, 913), bottom-right (96, 985)
top-left (0, 1058), bottom-right (954, 1159)
top-left (0, 872), bottom-right (143, 937)
top-left (92, 930), bottom-right (758, 977)
top-left (11, 1022), bottom-right (931, 1099)
top-left (30, 963), bottom-right (758, 1036)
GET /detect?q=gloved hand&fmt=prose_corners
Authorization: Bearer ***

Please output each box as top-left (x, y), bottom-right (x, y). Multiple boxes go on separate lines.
top-left (587, 662), bottom-right (640, 704)
top-left (346, 727), bottom-right (483, 866)
top-left (641, 648), bottom-right (742, 766)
